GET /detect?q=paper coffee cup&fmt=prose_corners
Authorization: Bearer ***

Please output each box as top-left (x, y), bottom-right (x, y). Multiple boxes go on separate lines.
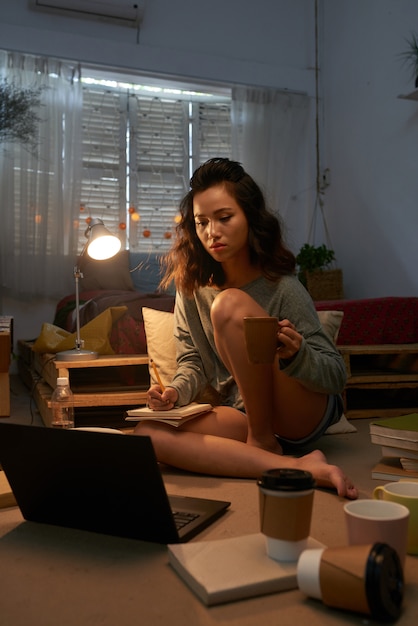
top-left (344, 499), bottom-right (409, 565)
top-left (258, 469), bottom-right (315, 562)
top-left (244, 317), bottom-right (278, 364)
top-left (297, 543), bottom-right (404, 621)
top-left (374, 481), bottom-right (418, 555)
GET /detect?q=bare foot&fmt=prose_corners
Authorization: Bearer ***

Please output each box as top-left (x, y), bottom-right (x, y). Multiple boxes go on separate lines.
top-left (297, 450), bottom-right (358, 500)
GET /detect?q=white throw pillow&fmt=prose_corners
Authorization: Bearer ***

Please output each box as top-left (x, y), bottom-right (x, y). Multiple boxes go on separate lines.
top-left (142, 307), bottom-right (176, 387)
top-left (317, 310), bottom-right (344, 344)
top-left (325, 412), bottom-right (357, 435)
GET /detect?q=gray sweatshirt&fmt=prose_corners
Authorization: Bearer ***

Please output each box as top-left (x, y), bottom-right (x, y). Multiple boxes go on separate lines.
top-left (169, 275), bottom-right (347, 408)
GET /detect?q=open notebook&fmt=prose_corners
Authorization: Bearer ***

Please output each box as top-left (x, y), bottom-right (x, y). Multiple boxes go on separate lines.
top-left (0, 423), bottom-right (230, 543)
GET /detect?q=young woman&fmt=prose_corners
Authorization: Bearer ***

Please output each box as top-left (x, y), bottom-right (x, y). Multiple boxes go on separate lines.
top-left (134, 158), bottom-right (358, 499)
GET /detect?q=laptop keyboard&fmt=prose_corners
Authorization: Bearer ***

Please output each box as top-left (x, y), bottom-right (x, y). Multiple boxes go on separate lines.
top-left (172, 510), bottom-right (200, 531)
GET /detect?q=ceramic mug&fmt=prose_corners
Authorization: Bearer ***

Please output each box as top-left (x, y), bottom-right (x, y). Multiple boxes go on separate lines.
top-left (344, 499), bottom-right (410, 565)
top-left (373, 481), bottom-right (418, 555)
top-left (243, 317), bottom-right (278, 364)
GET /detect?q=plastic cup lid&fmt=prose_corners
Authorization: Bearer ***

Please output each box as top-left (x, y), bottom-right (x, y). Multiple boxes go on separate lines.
top-left (365, 542), bottom-right (404, 622)
top-left (257, 468), bottom-right (315, 491)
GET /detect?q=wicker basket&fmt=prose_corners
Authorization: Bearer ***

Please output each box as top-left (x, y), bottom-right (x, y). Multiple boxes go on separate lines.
top-left (306, 269), bottom-right (344, 301)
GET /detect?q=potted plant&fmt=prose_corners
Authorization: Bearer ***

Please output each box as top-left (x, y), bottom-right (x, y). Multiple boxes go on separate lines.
top-left (399, 32), bottom-right (418, 88)
top-left (296, 243), bottom-right (343, 301)
top-left (0, 80), bottom-right (42, 153)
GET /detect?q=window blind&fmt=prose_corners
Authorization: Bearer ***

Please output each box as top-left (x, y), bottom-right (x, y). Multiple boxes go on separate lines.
top-left (80, 81), bottom-right (231, 253)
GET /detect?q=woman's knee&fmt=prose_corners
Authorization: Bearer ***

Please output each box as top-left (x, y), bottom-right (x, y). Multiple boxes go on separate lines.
top-left (211, 288), bottom-right (260, 329)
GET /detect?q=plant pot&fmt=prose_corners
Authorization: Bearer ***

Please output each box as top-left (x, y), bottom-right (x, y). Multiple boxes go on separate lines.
top-left (306, 269), bottom-right (344, 301)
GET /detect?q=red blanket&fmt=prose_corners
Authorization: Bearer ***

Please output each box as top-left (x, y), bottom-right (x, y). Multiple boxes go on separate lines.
top-left (315, 297), bottom-right (418, 345)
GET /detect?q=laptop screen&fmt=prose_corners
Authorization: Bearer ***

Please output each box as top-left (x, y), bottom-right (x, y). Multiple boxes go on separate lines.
top-left (0, 423), bottom-right (230, 543)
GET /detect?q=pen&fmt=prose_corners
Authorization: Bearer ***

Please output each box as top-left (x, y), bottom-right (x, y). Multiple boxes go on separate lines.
top-left (150, 359), bottom-right (165, 391)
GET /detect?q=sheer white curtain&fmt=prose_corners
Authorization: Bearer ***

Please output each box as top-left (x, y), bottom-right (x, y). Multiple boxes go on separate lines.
top-left (0, 51), bottom-right (83, 298)
top-left (231, 86), bottom-right (311, 249)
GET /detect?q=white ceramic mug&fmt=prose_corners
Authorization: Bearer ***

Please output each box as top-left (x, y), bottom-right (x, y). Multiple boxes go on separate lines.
top-left (344, 499), bottom-right (409, 565)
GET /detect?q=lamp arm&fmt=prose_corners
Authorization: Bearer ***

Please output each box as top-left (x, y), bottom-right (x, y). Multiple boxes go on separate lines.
top-left (56, 219), bottom-right (118, 362)
top-left (70, 220), bottom-right (119, 354)
top-left (73, 239), bottom-right (89, 352)
top-left (73, 265), bottom-right (84, 351)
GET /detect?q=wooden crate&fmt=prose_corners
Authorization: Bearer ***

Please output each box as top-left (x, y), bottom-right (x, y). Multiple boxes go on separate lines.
top-left (339, 343), bottom-right (418, 419)
top-left (18, 341), bottom-right (150, 427)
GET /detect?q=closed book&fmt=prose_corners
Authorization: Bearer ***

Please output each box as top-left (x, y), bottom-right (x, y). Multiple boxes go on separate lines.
top-left (125, 402), bottom-right (212, 424)
top-left (370, 414), bottom-right (418, 440)
top-left (168, 532), bottom-right (324, 606)
top-left (381, 445), bottom-right (418, 460)
top-left (399, 457), bottom-right (418, 471)
top-left (372, 457), bottom-right (418, 481)
top-left (371, 433), bottom-right (418, 452)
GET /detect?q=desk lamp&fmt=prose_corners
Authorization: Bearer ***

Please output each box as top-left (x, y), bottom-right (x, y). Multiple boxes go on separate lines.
top-left (55, 219), bottom-right (121, 362)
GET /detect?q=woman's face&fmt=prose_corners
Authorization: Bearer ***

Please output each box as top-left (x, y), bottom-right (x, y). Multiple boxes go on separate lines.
top-left (193, 184), bottom-right (249, 263)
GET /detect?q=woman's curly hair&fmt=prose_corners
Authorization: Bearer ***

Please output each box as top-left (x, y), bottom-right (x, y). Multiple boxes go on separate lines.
top-left (160, 158), bottom-right (296, 296)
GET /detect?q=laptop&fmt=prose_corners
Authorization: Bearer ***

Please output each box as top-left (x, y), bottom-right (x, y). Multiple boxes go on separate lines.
top-left (0, 423), bottom-right (230, 544)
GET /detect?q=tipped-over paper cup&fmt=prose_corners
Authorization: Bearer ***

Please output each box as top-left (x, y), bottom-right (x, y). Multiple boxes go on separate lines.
top-left (258, 468), bottom-right (315, 562)
top-left (244, 316), bottom-right (278, 364)
top-left (297, 543), bottom-right (403, 622)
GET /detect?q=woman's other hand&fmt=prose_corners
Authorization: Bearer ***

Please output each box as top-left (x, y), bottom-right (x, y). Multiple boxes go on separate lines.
top-left (277, 319), bottom-right (303, 360)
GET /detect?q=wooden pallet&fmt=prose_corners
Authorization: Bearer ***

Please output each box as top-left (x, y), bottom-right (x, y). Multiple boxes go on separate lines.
top-left (339, 344), bottom-right (418, 419)
top-left (18, 340), bottom-right (149, 427)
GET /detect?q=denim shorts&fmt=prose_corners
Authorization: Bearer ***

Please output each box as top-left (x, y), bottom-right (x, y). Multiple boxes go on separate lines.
top-left (276, 394), bottom-right (343, 451)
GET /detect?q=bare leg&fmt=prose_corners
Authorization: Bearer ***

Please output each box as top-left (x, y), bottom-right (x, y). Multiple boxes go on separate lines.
top-left (135, 414), bottom-right (358, 499)
top-left (133, 287), bottom-right (358, 499)
top-left (210, 289), bottom-right (328, 449)
top-left (211, 289), bottom-right (279, 451)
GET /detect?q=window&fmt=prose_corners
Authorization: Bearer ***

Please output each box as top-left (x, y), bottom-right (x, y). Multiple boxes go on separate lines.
top-left (80, 75), bottom-right (231, 252)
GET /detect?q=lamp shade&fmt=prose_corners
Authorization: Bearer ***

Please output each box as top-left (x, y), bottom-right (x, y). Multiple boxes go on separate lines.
top-left (86, 219), bottom-right (121, 260)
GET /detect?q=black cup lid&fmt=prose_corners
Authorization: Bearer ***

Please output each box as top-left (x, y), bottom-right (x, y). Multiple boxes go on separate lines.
top-left (365, 542), bottom-right (404, 622)
top-left (257, 468), bottom-right (315, 491)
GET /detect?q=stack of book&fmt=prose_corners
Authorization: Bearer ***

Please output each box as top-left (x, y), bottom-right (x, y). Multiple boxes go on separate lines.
top-left (370, 413), bottom-right (418, 480)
